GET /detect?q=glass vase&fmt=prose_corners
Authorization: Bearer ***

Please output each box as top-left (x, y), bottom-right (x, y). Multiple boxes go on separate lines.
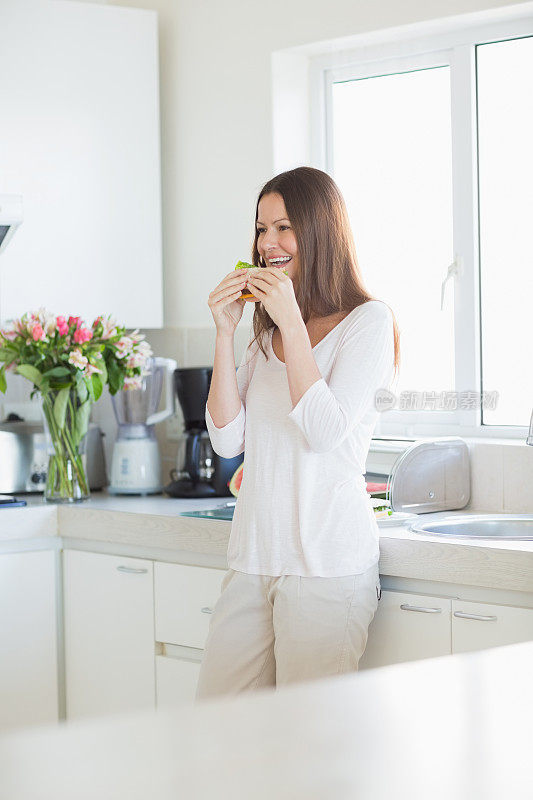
top-left (39, 388), bottom-right (93, 503)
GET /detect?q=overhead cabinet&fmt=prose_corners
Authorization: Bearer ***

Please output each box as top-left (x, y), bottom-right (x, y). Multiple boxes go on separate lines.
top-left (0, 0), bottom-right (163, 327)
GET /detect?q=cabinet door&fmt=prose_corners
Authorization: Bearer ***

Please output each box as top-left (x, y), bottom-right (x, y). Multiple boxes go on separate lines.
top-left (64, 550), bottom-right (155, 720)
top-left (0, 2), bottom-right (162, 327)
top-left (156, 649), bottom-right (202, 709)
top-left (452, 600), bottom-right (533, 654)
top-left (154, 563), bottom-right (226, 649)
top-left (0, 550), bottom-right (58, 731)
top-left (359, 589), bottom-right (452, 670)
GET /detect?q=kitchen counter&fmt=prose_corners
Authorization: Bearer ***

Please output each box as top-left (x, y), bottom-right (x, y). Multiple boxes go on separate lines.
top-left (1, 490), bottom-right (532, 593)
top-left (1, 637), bottom-right (531, 799)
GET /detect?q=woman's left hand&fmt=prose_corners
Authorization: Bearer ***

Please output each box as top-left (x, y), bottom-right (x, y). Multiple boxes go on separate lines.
top-left (246, 268), bottom-right (302, 330)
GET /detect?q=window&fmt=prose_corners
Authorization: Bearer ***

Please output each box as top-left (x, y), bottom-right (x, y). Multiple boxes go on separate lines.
top-left (331, 65), bottom-right (454, 401)
top-left (477, 36), bottom-right (533, 427)
top-left (311, 13), bottom-right (533, 437)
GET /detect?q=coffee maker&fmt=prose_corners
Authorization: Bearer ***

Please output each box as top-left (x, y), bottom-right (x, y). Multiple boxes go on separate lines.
top-left (163, 367), bottom-right (244, 498)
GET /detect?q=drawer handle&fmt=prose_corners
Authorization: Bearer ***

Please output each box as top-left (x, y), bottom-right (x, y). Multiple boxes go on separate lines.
top-left (400, 604), bottom-right (442, 614)
top-left (116, 566), bottom-right (148, 574)
top-left (454, 611), bottom-right (497, 622)
top-left (201, 607), bottom-right (214, 614)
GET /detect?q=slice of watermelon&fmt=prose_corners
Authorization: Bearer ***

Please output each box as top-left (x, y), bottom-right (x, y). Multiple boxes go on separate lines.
top-left (366, 482), bottom-right (388, 493)
top-left (228, 463), bottom-right (243, 497)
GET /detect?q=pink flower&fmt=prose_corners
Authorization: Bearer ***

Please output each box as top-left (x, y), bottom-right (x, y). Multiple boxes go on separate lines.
top-left (31, 323), bottom-right (46, 342)
top-left (73, 327), bottom-right (93, 344)
top-left (56, 316), bottom-right (69, 336)
top-left (68, 316), bottom-right (82, 329)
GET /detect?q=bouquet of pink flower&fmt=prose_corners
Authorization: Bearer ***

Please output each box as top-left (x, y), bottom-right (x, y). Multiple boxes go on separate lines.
top-left (0, 308), bottom-right (153, 398)
top-left (0, 308), bottom-right (153, 503)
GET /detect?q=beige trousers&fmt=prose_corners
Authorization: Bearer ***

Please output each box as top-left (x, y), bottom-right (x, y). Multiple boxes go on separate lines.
top-left (195, 561), bottom-right (381, 702)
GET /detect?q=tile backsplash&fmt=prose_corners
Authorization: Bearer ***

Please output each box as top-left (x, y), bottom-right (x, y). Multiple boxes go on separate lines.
top-left (1, 323), bottom-right (532, 512)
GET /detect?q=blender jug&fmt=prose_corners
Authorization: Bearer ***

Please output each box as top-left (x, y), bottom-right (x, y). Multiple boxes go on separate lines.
top-left (109, 356), bottom-right (177, 494)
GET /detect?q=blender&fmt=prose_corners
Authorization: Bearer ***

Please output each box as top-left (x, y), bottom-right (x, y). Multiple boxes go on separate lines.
top-left (109, 356), bottom-right (177, 495)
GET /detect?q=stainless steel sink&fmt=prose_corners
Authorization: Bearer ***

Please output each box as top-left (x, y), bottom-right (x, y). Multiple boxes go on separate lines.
top-left (409, 514), bottom-right (533, 540)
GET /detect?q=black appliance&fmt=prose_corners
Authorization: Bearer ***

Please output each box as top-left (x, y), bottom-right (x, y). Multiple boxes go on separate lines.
top-left (163, 367), bottom-right (243, 498)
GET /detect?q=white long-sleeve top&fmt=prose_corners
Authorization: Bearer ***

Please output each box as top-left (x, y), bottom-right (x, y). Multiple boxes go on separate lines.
top-left (205, 300), bottom-right (395, 577)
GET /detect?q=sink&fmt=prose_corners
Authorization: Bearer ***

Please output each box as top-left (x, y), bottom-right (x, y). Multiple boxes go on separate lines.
top-left (409, 514), bottom-right (533, 540)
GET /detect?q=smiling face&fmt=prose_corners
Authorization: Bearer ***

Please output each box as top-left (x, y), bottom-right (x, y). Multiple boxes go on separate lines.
top-left (256, 192), bottom-right (298, 281)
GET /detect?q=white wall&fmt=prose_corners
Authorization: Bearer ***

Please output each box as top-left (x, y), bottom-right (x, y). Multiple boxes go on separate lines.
top-left (102, 0), bottom-right (531, 330)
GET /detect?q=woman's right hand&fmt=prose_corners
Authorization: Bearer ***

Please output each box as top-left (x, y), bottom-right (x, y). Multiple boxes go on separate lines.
top-left (208, 270), bottom-right (251, 336)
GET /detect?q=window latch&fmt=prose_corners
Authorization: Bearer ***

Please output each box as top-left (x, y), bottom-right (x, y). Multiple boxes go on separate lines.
top-left (440, 255), bottom-right (463, 311)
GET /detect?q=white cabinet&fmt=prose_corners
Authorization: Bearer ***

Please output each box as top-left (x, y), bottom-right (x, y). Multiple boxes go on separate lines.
top-left (154, 562), bottom-right (226, 706)
top-left (359, 590), bottom-right (452, 670)
top-left (9, 544), bottom-right (529, 726)
top-left (0, 550), bottom-right (58, 731)
top-left (155, 649), bottom-right (203, 709)
top-left (63, 550), bottom-right (155, 720)
top-left (360, 590), bottom-right (533, 671)
top-left (452, 599), bottom-right (533, 654)
top-left (0, 1), bottom-right (162, 327)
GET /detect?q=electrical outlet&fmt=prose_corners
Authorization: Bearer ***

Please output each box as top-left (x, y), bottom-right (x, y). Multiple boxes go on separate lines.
top-left (166, 413), bottom-right (184, 441)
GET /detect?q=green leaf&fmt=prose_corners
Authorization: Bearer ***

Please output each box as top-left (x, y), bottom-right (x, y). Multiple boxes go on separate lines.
top-left (75, 400), bottom-right (92, 444)
top-left (85, 374), bottom-right (96, 402)
top-left (0, 365), bottom-right (6, 394)
top-left (107, 357), bottom-right (121, 395)
top-left (76, 372), bottom-right (88, 404)
top-left (91, 373), bottom-right (103, 402)
top-left (53, 387), bottom-right (70, 429)
top-left (96, 357), bottom-right (107, 386)
top-left (0, 347), bottom-right (17, 362)
top-left (42, 366), bottom-right (71, 378)
top-left (16, 364), bottom-right (43, 387)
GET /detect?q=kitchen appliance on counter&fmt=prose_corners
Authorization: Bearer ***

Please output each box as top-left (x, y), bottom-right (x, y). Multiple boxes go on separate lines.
top-left (0, 419), bottom-right (107, 493)
top-left (164, 367), bottom-right (243, 498)
top-left (109, 356), bottom-right (177, 495)
top-left (365, 436), bottom-right (470, 514)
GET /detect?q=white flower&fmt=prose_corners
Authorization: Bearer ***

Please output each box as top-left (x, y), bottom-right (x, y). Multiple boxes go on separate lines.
top-left (115, 336), bottom-right (133, 358)
top-left (125, 352), bottom-right (149, 369)
top-left (44, 314), bottom-right (57, 336)
top-left (68, 348), bottom-right (88, 370)
top-left (101, 317), bottom-right (118, 340)
top-left (84, 363), bottom-right (103, 378)
top-left (123, 375), bottom-right (143, 390)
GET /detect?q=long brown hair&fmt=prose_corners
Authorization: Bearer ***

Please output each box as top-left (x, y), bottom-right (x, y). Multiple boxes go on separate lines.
top-left (246, 166), bottom-right (400, 378)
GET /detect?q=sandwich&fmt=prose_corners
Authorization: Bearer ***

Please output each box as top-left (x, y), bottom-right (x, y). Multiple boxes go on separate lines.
top-left (234, 260), bottom-right (289, 301)
top-left (370, 497), bottom-right (393, 519)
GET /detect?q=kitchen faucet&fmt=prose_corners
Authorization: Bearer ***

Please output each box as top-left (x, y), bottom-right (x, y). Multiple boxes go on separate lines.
top-left (528, 408), bottom-right (533, 445)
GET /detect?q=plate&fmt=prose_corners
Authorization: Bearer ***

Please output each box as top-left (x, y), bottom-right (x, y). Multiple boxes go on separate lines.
top-left (377, 512), bottom-right (417, 527)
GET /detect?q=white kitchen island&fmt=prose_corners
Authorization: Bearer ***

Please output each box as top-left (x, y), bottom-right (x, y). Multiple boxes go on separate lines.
top-left (0, 637), bottom-right (531, 799)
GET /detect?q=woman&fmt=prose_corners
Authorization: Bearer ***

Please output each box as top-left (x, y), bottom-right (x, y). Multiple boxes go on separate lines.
top-left (195, 166), bottom-right (400, 701)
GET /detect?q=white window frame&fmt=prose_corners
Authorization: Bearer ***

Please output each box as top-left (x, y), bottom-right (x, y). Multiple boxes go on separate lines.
top-left (308, 11), bottom-right (533, 440)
